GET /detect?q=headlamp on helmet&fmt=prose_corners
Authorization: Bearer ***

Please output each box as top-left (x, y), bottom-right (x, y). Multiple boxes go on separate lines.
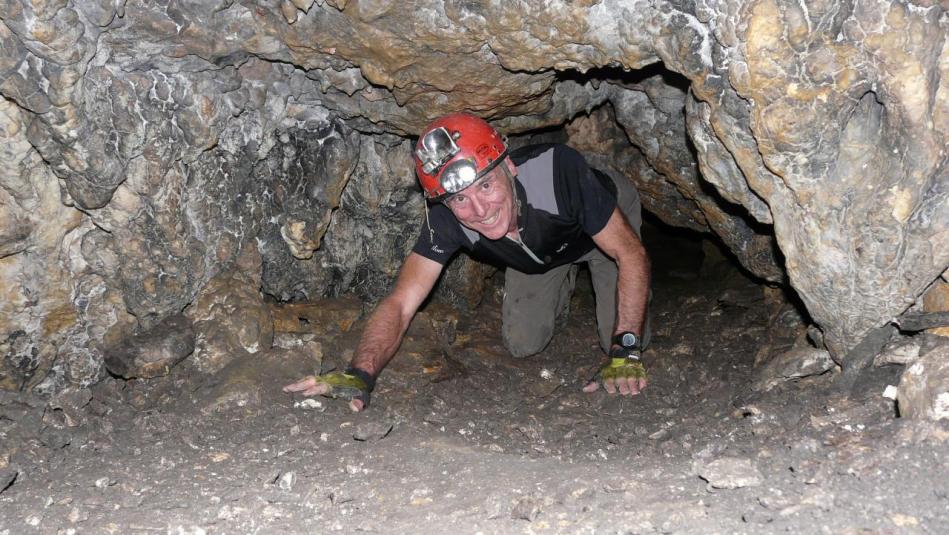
top-left (416, 127), bottom-right (460, 176)
top-left (440, 159), bottom-right (479, 194)
top-left (414, 113), bottom-right (508, 200)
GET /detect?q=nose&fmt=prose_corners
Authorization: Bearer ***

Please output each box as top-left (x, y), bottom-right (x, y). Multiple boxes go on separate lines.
top-left (468, 193), bottom-right (487, 218)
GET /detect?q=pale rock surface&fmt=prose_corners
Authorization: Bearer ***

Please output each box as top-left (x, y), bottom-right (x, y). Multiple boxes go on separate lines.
top-left (695, 457), bottom-right (763, 489)
top-left (922, 278), bottom-right (949, 337)
top-left (103, 314), bottom-right (195, 379)
top-left (752, 347), bottom-right (837, 392)
top-left (898, 339), bottom-right (949, 421)
top-left (186, 243), bottom-right (274, 375)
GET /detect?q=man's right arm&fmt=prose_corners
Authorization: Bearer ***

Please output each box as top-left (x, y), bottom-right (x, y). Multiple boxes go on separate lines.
top-left (348, 252), bottom-right (444, 378)
top-left (283, 252), bottom-right (444, 411)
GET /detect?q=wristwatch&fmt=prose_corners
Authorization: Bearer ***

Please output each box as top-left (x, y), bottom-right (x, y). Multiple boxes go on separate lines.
top-left (610, 331), bottom-right (641, 360)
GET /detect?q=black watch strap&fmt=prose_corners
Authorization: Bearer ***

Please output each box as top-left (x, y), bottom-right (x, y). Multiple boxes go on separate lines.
top-left (609, 345), bottom-right (642, 360)
top-left (344, 367), bottom-right (376, 392)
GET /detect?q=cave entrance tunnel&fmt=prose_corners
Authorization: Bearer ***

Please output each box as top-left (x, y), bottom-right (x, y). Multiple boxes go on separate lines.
top-left (4, 61), bottom-right (946, 535)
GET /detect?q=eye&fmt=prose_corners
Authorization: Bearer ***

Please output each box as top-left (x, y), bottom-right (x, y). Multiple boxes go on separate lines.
top-left (447, 194), bottom-right (466, 207)
top-left (480, 178), bottom-right (494, 191)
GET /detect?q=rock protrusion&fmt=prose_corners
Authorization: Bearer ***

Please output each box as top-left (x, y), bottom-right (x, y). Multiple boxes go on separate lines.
top-left (752, 347), bottom-right (837, 392)
top-left (695, 457), bottom-right (763, 490)
top-left (103, 314), bottom-right (195, 379)
top-left (897, 339), bottom-right (949, 421)
top-left (187, 243), bottom-right (273, 375)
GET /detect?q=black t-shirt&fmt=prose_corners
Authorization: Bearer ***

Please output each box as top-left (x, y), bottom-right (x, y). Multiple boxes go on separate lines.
top-left (411, 143), bottom-right (618, 274)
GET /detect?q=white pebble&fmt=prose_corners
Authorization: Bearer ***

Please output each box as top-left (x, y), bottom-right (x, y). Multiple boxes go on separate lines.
top-left (882, 384), bottom-right (899, 400)
top-left (294, 399), bottom-right (323, 410)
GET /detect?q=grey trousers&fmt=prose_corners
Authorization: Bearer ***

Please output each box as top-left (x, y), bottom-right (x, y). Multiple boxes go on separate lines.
top-left (501, 173), bottom-right (649, 358)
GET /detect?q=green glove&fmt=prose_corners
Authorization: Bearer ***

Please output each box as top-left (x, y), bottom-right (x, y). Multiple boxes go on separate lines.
top-left (313, 368), bottom-right (374, 407)
top-left (600, 357), bottom-right (647, 382)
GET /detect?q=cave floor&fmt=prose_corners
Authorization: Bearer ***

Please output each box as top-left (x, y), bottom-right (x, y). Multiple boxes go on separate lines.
top-left (2, 262), bottom-right (948, 534)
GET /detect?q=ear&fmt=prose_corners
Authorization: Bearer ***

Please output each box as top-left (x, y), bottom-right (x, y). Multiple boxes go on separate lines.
top-left (503, 157), bottom-right (517, 175)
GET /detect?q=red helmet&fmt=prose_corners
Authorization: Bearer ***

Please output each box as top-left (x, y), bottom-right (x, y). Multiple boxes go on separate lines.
top-left (415, 113), bottom-right (508, 199)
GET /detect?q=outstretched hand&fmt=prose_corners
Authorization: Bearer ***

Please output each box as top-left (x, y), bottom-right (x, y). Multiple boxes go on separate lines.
top-left (583, 358), bottom-right (648, 396)
top-left (283, 372), bottom-right (370, 412)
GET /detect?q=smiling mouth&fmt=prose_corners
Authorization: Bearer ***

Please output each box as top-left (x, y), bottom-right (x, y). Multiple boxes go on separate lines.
top-left (479, 212), bottom-right (499, 226)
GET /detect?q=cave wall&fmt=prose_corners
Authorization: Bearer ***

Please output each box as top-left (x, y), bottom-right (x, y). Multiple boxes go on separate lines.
top-left (0, 0), bottom-right (945, 391)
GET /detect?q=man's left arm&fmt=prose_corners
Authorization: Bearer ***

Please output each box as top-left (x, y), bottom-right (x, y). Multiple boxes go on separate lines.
top-left (587, 207), bottom-right (651, 395)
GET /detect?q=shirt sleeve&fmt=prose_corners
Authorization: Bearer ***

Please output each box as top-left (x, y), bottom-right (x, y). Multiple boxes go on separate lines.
top-left (554, 145), bottom-right (617, 236)
top-left (410, 202), bottom-right (466, 265)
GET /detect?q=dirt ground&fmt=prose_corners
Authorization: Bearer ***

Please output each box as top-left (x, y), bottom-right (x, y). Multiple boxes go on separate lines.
top-left (2, 229), bottom-right (948, 534)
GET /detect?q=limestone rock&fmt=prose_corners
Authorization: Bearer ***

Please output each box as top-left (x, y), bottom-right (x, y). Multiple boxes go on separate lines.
top-left (192, 346), bottom-right (319, 414)
top-left (696, 457), bottom-right (763, 490)
top-left (103, 314), bottom-right (195, 379)
top-left (271, 298), bottom-right (363, 335)
top-left (752, 347), bottom-right (837, 392)
top-left (898, 339), bottom-right (949, 421)
top-left (353, 421), bottom-right (394, 442)
top-left (875, 337), bottom-right (923, 367)
top-left (922, 279), bottom-right (949, 337)
top-left (511, 496), bottom-right (543, 522)
top-left (187, 244), bottom-right (273, 375)
top-left (45, 387), bottom-right (93, 428)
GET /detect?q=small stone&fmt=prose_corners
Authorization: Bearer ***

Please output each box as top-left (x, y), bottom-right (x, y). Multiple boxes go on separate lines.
top-left (875, 338), bottom-right (922, 367)
top-left (696, 457), bottom-right (762, 490)
top-left (103, 314), bottom-right (195, 379)
top-left (277, 471), bottom-right (296, 491)
top-left (67, 507), bottom-right (87, 523)
top-left (294, 399), bottom-right (323, 411)
top-left (38, 426), bottom-right (71, 449)
top-left (648, 428), bottom-right (669, 440)
top-left (329, 490), bottom-right (354, 505)
top-left (353, 421), bottom-right (393, 441)
top-left (94, 477), bottom-right (112, 489)
top-left (409, 487), bottom-right (433, 506)
top-left (511, 496), bottom-right (542, 521)
top-left (47, 387), bottom-right (93, 427)
top-left (890, 513), bottom-right (919, 527)
top-left (168, 527), bottom-right (206, 535)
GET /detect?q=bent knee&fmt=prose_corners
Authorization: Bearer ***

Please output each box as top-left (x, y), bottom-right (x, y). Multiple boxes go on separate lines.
top-left (502, 323), bottom-right (552, 359)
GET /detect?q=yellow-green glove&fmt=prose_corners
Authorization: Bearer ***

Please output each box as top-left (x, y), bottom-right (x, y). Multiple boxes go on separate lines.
top-left (600, 357), bottom-right (647, 382)
top-left (312, 368), bottom-right (374, 407)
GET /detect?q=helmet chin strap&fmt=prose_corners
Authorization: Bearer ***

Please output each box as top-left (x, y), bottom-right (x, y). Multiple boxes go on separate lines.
top-left (424, 199), bottom-right (435, 244)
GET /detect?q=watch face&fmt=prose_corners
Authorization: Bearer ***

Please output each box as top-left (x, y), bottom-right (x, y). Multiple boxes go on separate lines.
top-left (619, 332), bottom-right (638, 348)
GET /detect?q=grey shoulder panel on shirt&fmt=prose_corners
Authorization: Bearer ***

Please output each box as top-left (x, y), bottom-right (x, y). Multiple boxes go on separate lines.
top-left (515, 147), bottom-right (559, 215)
top-left (461, 224), bottom-right (479, 244)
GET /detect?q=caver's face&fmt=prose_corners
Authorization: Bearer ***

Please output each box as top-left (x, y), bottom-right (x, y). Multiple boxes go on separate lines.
top-left (444, 159), bottom-right (518, 241)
